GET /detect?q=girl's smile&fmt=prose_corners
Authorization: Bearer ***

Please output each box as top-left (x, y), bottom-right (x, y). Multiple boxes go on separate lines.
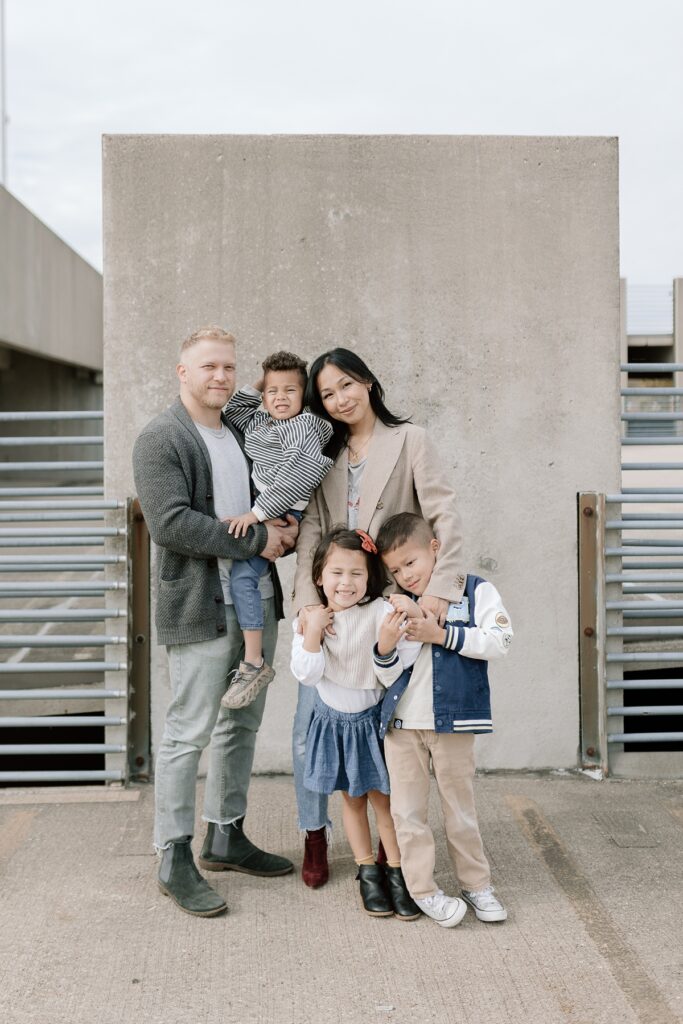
top-left (317, 544), bottom-right (369, 611)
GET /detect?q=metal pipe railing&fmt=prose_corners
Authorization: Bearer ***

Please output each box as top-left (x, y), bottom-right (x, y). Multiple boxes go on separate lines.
top-left (0, 635), bottom-right (126, 648)
top-left (0, 689), bottom-right (126, 699)
top-left (0, 661), bottom-right (126, 673)
top-left (0, 771), bottom-right (124, 782)
top-left (607, 679), bottom-right (683, 689)
top-left (1, 716), bottom-right (126, 727)
top-left (0, 436), bottom-right (103, 446)
top-left (0, 487), bottom-right (104, 496)
top-left (0, 461), bottom-right (104, 471)
top-left (0, 744), bottom-right (126, 755)
top-left (607, 652), bottom-right (683, 663)
top-left (622, 388), bottom-right (683, 396)
top-left (0, 417), bottom-right (138, 783)
top-left (607, 706), bottom-right (683, 716)
top-left (621, 362), bottom-right (683, 371)
top-left (608, 732), bottom-right (683, 743)
top-left (0, 411), bottom-right (104, 421)
top-left (0, 609), bottom-right (126, 623)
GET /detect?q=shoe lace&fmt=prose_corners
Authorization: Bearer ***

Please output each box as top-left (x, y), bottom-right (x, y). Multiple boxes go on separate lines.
top-left (424, 890), bottom-right (451, 914)
top-left (466, 886), bottom-right (499, 908)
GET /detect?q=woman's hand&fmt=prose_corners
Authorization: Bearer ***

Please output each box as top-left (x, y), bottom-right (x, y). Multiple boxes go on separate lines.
top-left (405, 609), bottom-right (445, 646)
top-left (388, 593), bottom-right (424, 619)
top-left (378, 609), bottom-right (409, 656)
top-left (225, 511), bottom-right (259, 538)
top-left (297, 604), bottom-right (336, 636)
top-left (418, 594), bottom-right (449, 626)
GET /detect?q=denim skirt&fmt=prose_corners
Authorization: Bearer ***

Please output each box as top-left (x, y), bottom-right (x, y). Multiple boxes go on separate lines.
top-left (304, 695), bottom-right (390, 798)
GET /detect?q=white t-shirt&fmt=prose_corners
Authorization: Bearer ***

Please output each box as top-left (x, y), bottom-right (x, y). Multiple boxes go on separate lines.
top-left (195, 422), bottom-right (274, 604)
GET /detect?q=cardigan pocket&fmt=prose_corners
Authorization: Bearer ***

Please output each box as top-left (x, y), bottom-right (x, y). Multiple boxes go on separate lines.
top-left (158, 575), bottom-right (204, 627)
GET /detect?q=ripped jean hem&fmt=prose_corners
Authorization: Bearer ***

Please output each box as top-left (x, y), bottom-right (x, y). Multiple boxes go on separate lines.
top-left (202, 814), bottom-right (243, 832)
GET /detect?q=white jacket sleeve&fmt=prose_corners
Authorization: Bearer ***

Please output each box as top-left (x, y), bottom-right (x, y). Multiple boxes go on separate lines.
top-left (444, 581), bottom-right (513, 661)
top-left (290, 620), bottom-right (326, 686)
top-left (373, 600), bottom-right (423, 686)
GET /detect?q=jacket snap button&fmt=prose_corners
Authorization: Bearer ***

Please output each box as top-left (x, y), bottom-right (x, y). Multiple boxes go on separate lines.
top-left (393, 695), bottom-right (398, 700)
top-left (435, 685), bottom-right (441, 692)
top-left (436, 719), bottom-right (443, 726)
top-left (376, 501), bottom-right (384, 510)
top-left (434, 651), bottom-right (440, 658)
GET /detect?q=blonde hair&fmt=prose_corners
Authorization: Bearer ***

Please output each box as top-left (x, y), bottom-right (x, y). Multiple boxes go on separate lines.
top-left (179, 325), bottom-right (236, 357)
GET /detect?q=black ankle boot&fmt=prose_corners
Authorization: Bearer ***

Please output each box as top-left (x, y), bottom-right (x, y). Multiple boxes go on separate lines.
top-left (384, 865), bottom-right (422, 921)
top-left (356, 863), bottom-right (393, 917)
top-left (158, 837), bottom-right (227, 917)
top-left (198, 819), bottom-right (294, 877)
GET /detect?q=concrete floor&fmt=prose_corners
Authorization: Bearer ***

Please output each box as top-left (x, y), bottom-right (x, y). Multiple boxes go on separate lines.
top-left (0, 772), bottom-right (681, 1024)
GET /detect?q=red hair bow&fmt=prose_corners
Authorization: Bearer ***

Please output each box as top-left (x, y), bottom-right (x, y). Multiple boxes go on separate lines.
top-left (356, 529), bottom-right (377, 555)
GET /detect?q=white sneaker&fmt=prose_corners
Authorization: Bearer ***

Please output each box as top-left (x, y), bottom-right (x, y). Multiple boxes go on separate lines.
top-left (414, 889), bottom-right (467, 928)
top-left (461, 885), bottom-right (507, 922)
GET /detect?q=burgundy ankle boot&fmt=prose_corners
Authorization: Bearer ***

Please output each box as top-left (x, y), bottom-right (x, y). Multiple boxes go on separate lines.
top-left (302, 827), bottom-right (329, 888)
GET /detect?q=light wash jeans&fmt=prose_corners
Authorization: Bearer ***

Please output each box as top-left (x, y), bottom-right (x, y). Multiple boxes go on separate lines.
top-left (154, 598), bottom-right (277, 849)
top-left (291, 681), bottom-right (332, 832)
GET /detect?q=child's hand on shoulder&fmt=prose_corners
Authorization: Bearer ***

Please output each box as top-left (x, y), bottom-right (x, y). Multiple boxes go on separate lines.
top-left (388, 593), bottom-right (423, 619)
top-left (405, 609), bottom-right (446, 646)
top-left (378, 609), bottom-right (409, 656)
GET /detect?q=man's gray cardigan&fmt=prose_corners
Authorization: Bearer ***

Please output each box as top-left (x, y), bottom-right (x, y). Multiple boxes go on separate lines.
top-left (132, 397), bottom-right (284, 646)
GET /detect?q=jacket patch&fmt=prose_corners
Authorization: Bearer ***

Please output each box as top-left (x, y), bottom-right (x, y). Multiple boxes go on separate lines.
top-left (495, 612), bottom-right (510, 628)
top-left (446, 597), bottom-right (470, 623)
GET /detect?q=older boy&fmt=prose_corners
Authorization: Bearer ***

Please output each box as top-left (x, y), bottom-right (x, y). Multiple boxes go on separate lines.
top-left (374, 513), bottom-right (512, 928)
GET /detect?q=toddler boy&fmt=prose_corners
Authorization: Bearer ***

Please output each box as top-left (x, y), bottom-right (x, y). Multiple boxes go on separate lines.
top-left (221, 351), bottom-right (333, 708)
top-left (374, 512), bottom-right (513, 928)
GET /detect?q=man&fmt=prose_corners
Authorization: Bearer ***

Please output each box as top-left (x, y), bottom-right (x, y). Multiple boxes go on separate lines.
top-left (133, 325), bottom-right (299, 917)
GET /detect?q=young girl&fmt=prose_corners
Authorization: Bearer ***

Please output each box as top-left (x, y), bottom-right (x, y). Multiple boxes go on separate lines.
top-left (290, 526), bottom-right (422, 920)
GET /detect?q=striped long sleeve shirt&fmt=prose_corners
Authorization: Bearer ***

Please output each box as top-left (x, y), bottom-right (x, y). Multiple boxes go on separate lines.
top-left (224, 387), bottom-right (334, 521)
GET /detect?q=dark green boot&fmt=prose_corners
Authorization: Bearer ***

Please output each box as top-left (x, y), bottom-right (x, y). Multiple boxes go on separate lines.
top-left (198, 819), bottom-right (294, 876)
top-left (158, 837), bottom-right (227, 917)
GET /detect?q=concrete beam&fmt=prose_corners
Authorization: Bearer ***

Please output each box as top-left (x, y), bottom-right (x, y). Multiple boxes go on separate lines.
top-left (0, 186), bottom-right (102, 370)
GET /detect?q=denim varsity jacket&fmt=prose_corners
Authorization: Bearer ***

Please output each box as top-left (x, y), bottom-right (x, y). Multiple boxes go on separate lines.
top-left (374, 574), bottom-right (512, 738)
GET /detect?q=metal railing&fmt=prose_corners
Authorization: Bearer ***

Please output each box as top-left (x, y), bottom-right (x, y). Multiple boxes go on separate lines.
top-left (0, 411), bottom-right (150, 785)
top-left (579, 362), bottom-right (683, 776)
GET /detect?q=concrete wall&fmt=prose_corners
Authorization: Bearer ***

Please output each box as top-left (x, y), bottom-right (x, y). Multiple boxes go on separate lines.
top-left (0, 186), bottom-right (102, 371)
top-left (103, 134), bottom-right (621, 772)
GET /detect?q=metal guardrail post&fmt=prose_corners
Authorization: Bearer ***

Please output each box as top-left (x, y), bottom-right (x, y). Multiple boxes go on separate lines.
top-left (128, 498), bottom-right (150, 780)
top-left (578, 493), bottom-right (609, 772)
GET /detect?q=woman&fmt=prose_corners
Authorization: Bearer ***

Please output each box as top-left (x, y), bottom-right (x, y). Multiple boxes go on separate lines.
top-left (292, 348), bottom-right (466, 888)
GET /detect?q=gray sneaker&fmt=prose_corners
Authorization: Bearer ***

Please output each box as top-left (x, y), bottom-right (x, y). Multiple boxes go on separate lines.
top-left (221, 660), bottom-right (275, 710)
top-left (414, 889), bottom-right (467, 928)
top-left (461, 885), bottom-right (507, 922)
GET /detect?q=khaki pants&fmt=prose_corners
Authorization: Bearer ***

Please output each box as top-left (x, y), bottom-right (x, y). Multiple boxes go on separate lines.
top-left (384, 728), bottom-right (491, 899)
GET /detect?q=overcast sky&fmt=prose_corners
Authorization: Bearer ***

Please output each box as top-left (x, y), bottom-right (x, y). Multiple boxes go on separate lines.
top-left (4, 0), bottom-right (683, 281)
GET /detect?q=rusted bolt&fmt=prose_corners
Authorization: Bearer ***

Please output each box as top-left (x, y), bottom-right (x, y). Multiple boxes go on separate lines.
top-left (583, 507), bottom-right (594, 517)
top-left (586, 747), bottom-right (596, 757)
top-left (584, 626), bottom-right (595, 637)
top-left (135, 633), bottom-right (146, 645)
top-left (135, 756), bottom-right (145, 767)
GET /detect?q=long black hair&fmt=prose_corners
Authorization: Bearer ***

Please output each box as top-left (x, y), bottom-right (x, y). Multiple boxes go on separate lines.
top-left (305, 348), bottom-right (410, 460)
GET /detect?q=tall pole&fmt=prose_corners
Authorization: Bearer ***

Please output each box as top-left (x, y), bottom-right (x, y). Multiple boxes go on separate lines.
top-left (0, 0), bottom-right (6, 186)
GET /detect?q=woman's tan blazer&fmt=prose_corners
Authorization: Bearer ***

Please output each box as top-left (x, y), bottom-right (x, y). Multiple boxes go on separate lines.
top-left (292, 418), bottom-right (465, 610)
